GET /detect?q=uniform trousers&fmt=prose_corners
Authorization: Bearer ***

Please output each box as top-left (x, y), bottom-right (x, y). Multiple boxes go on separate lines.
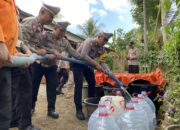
top-left (128, 65), bottom-right (139, 73)
top-left (72, 64), bottom-right (95, 111)
top-left (31, 62), bottom-right (58, 112)
top-left (65, 70), bottom-right (74, 97)
top-left (0, 67), bottom-right (12, 130)
top-left (57, 68), bottom-right (69, 92)
top-left (11, 67), bottom-right (32, 129)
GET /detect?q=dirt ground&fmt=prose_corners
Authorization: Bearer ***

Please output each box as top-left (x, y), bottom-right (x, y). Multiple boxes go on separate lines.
top-left (10, 84), bottom-right (88, 130)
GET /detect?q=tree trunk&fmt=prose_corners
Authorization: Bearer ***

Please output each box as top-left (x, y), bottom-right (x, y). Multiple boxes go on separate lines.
top-left (143, 0), bottom-right (148, 51)
top-left (161, 0), bottom-right (167, 43)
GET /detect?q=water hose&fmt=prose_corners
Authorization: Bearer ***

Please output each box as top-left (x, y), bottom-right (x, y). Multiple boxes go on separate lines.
top-left (63, 57), bottom-right (131, 99)
top-left (3, 53), bottom-right (51, 67)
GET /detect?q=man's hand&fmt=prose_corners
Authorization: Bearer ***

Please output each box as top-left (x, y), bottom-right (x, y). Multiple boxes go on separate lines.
top-left (53, 50), bottom-right (63, 59)
top-left (36, 49), bottom-right (47, 55)
top-left (24, 49), bottom-right (32, 56)
top-left (0, 43), bottom-right (12, 67)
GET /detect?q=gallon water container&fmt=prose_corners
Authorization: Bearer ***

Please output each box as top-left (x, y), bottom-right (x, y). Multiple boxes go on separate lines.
top-left (88, 100), bottom-right (119, 130)
top-left (137, 94), bottom-right (156, 130)
top-left (100, 96), bottom-right (124, 122)
top-left (141, 91), bottom-right (156, 113)
top-left (117, 100), bottom-right (149, 130)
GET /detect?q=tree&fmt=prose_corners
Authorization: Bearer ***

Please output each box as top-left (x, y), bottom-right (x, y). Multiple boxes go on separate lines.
top-left (77, 17), bottom-right (102, 39)
top-left (130, 0), bottom-right (161, 50)
top-left (143, 0), bottom-right (148, 50)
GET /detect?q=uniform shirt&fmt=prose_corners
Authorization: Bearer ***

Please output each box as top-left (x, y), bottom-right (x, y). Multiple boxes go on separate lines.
top-left (0, 0), bottom-right (18, 55)
top-left (77, 38), bottom-right (110, 71)
top-left (128, 47), bottom-right (139, 65)
top-left (20, 17), bottom-right (44, 52)
top-left (40, 31), bottom-right (81, 66)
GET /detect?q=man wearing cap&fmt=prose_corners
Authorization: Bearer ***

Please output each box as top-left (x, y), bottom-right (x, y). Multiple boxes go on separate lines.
top-left (126, 41), bottom-right (140, 73)
top-left (72, 32), bottom-right (113, 120)
top-left (9, 24), bottom-right (40, 130)
top-left (20, 3), bottom-right (60, 120)
top-left (31, 21), bottom-right (82, 119)
top-left (21, 3), bottom-right (60, 54)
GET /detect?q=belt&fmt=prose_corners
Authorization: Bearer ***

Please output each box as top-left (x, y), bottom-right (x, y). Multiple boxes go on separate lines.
top-left (41, 64), bottom-right (51, 67)
top-left (35, 61), bottom-right (51, 68)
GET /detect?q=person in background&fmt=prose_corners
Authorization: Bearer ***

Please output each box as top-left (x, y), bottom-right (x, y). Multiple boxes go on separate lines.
top-left (0, 0), bottom-right (18, 129)
top-left (56, 51), bottom-right (70, 95)
top-left (20, 3), bottom-right (60, 119)
top-left (72, 32), bottom-right (113, 120)
top-left (126, 41), bottom-right (140, 73)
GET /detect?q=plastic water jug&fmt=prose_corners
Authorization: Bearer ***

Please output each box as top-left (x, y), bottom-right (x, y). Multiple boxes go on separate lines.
top-left (100, 96), bottom-right (124, 122)
top-left (88, 100), bottom-right (119, 130)
top-left (137, 94), bottom-right (156, 130)
top-left (117, 99), bottom-right (149, 130)
top-left (141, 91), bottom-right (156, 113)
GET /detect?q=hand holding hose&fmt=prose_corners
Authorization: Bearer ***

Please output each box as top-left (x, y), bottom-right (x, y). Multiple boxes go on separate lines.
top-left (95, 63), bottom-right (104, 72)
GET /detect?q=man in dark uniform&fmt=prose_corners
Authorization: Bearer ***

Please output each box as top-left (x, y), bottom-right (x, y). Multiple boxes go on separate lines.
top-left (20, 3), bottom-right (60, 120)
top-left (72, 32), bottom-right (113, 120)
top-left (31, 21), bottom-right (82, 119)
top-left (10, 23), bottom-right (40, 130)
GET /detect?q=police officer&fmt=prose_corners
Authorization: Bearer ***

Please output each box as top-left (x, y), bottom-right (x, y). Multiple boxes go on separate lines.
top-left (56, 51), bottom-right (70, 95)
top-left (72, 32), bottom-right (113, 120)
top-left (10, 21), bottom-right (40, 130)
top-left (31, 21), bottom-right (82, 119)
top-left (21, 3), bottom-right (60, 119)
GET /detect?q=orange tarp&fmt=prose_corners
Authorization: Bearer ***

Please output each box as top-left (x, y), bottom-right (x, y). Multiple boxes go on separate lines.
top-left (95, 69), bottom-right (166, 89)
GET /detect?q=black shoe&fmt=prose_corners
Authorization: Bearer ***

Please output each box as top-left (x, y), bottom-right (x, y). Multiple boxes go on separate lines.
top-left (10, 122), bottom-right (19, 128)
top-left (76, 110), bottom-right (85, 120)
top-left (47, 111), bottom-right (59, 119)
top-left (19, 125), bottom-right (40, 130)
top-left (56, 90), bottom-right (64, 95)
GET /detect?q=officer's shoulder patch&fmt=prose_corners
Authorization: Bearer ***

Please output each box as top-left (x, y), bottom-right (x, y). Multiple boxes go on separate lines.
top-left (31, 23), bottom-right (38, 32)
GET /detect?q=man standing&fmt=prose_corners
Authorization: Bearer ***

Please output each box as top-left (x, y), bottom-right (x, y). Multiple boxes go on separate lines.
top-left (126, 41), bottom-right (140, 73)
top-left (72, 32), bottom-right (112, 120)
top-left (31, 21), bottom-right (81, 119)
top-left (56, 51), bottom-right (70, 95)
top-left (10, 25), bottom-right (39, 130)
top-left (21, 3), bottom-right (60, 119)
top-left (0, 0), bottom-right (18, 129)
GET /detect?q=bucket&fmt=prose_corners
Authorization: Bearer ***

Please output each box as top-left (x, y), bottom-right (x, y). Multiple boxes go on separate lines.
top-left (83, 97), bottom-right (101, 118)
top-left (102, 82), bottom-right (121, 95)
top-left (82, 84), bottom-right (104, 100)
top-left (127, 79), bottom-right (158, 100)
top-left (82, 84), bottom-right (88, 100)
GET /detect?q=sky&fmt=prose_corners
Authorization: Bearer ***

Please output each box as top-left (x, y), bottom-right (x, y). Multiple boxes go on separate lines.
top-left (16, 0), bottom-right (139, 34)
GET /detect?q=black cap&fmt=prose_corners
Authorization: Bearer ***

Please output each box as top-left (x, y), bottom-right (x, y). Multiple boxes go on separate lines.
top-left (42, 3), bottom-right (60, 16)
